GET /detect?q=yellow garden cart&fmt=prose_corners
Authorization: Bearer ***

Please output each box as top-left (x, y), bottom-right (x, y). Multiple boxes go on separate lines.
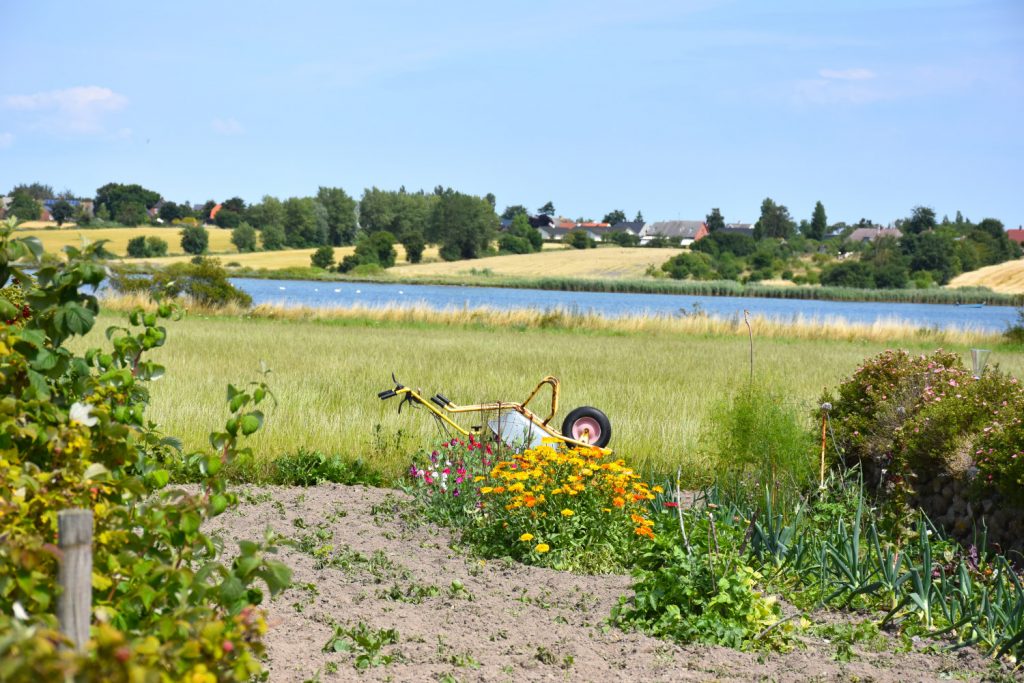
top-left (377, 374), bottom-right (612, 453)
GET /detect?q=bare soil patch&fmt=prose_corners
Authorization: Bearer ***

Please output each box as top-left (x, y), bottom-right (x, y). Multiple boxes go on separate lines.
top-left (207, 484), bottom-right (1005, 682)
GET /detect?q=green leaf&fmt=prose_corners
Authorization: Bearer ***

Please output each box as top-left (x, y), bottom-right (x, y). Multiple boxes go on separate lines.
top-left (54, 302), bottom-right (95, 337)
top-left (209, 493), bottom-right (228, 515)
top-left (83, 463), bottom-right (110, 481)
top-left (240, 411), bottom-right (263, 436)
top-left (219, 576), bottom-right (246, 605)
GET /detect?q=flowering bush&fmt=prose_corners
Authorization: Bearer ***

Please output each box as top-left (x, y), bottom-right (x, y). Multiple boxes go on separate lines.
top-left (406, 436), bottom-right (494, 524)
top-left (826, 348), bottom-right (1024, 504)
top-left (467, 444), bottom-right (658, 573)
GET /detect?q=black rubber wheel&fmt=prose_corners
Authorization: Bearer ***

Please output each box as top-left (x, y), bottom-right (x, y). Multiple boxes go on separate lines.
top-left (561, 406), bottom-right (612, 448)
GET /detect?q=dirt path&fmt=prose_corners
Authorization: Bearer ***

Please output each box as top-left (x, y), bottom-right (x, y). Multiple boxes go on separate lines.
top-left (207, 484), bottom-right (1004, 682)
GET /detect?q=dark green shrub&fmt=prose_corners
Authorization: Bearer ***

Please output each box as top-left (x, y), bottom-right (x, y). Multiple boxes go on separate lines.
top-left (310, 245), bottom-right (335, 270)
top-left (180, 224), bottom-right (209, 254)
top-left (111, 258), bottom-right (252, 308)
top-left (821, 260), bottom-right (875, 288)
top-left (144, 235), bottom-right (168, 256)
top-left (661, 252), bottom-right (717, 280)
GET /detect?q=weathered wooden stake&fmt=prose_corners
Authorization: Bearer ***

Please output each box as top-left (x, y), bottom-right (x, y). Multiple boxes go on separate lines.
top-left (57, 509), bottom-right (93, 651)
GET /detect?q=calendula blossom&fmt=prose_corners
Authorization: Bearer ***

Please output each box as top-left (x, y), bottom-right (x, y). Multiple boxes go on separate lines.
top-left (519, 533), bottom-right (534, 542)
top-left (560, 509), bottom-right (574, 517)
top-left (535, 543), bottom-right (550, 553)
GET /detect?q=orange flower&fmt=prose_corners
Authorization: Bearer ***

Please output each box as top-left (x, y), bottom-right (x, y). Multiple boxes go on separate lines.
top-left (634, 526), bottom-right (655, 539)
top-left (612, 496), bottom-right (625, 508)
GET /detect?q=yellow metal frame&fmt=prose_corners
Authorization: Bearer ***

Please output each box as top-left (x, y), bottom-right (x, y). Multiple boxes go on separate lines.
top-left (386, 376), bottom-right (611, 454)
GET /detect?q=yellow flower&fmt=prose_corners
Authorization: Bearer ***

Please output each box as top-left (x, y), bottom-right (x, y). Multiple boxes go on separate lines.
top-left (508, 482), bottom-right (526, 493)
top-left (474, 476), bottom-right (486, 482)
top-left (480, 487), bottom-right (494, 494)
top-left (519, 533), bottom-right (534, 542)
top-left (535, 543), bottom-right (550, 553)
top-left (652, 485), bottom-right (664, 493)
top-left (560, 509), bottom-right (574, 517)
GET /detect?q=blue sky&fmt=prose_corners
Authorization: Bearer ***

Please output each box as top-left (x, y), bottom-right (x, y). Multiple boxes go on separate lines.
top-left (2, 0), bottom-right (1022, 227)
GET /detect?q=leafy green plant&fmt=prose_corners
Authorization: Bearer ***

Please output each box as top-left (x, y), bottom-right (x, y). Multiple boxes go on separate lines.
top-left (271, 449), bottom-right (384, 486)
top-left (322, 622), bottom-right (400, 670)
top-left (0, 217), bottom-right (290, 679)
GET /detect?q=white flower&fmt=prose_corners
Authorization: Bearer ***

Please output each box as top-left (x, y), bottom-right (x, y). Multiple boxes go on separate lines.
top-left (12, 601), bottom-right (28, 620)
top-left (69, 402), bottom-right (98, 427)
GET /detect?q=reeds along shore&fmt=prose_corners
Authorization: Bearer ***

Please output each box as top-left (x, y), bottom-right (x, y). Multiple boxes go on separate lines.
top-left (100, 293), bottom-right (1002, 347)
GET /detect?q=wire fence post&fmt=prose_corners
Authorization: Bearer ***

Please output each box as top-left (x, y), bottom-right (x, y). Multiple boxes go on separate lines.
top-left (57, 509), bottom-right (93, 651)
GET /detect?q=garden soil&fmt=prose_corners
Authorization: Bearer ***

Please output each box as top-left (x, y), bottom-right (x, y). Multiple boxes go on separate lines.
top-left (207, 485), bottom-right (1010, 682)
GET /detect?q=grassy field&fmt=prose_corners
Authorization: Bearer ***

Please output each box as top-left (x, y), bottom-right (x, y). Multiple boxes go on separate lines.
top-left (126, 244), bottom-right (441, 268)
top-left (17, 225), bottom-right (237, 257)
top-left (83, 304), bottom-right (1024, 483)
top-left (949, 259), bottom-right (1024, 294)
top-left (388, 246), bottom-right (683, 279)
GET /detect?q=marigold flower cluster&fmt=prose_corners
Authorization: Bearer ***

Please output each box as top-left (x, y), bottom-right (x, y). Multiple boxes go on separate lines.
top-left (481, 444), bottom-right (658, 548)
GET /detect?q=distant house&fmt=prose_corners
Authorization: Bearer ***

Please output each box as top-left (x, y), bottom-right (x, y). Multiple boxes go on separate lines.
top-left (847, 227), bottom-right (902, 243)
top-left (39, 198), bottom-right (94, 220)
top-left (641, 220), bottom-right (709, 246)
top-left (1006, 230), bottom-right (1024, 246)
top-left (719, 223), bottom-right (754, 238)
top-left (610, 220), bottom-right (646, 236)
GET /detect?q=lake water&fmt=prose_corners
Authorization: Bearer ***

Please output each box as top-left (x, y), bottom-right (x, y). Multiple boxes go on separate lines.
top-left (230, 278), bottom-right (1018, 333)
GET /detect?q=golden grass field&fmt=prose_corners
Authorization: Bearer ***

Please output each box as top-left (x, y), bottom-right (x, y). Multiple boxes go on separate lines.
top-left (125, 244), bottom-right (441, 268)
top-left (389, 246), bottom-right (684, 279)
top-left (948, 259), bottom-right (1024, 294)
top-left (89, 298), bottom-right (1023, 482)
top-left (16, 225), bottom-right (237, 257)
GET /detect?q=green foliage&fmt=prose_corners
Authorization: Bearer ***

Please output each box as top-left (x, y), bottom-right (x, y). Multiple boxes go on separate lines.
top-left (565, 230), bottom-right (595, 250)
top-left (260, 222), bottom-right (286, 250)
top-left (661, 251), bottom-right (717, 280)
top-left (603, 209), bottom-right (627, 225)
top-left (49, 200), bottom-right (75, 226)
top-left (112, 258), bottom-right (252, 308)
top-left (317, 187), bottom-right (358, 246)
top-left (821, 260), bottom-right (875, 288)
top-left (214, 208), bottom-right (242, 229)
top-left (693, 231), bottom-right (757, 258)
top-left (705, 208), bottom-right (725, 232)
top-left (753, 197), bottom-right (795, 240)
top-left (180, 224), bottom-right (209, 255)
top-left (231, 221), bottom-right (257, 253)
top-left (339, 231), bottom-right (397, 272)
top-left (270, 449), bottom-right (384, 487)
top-left (282, 197), bottom-right (326, 248)
top-left (0, 219), bottom-right (290, 679)
top-left (322, 622), bottom-right (400, 670)
top-left (310, 245), bottom-right (336, 270)
top-left (614, 538), bottom-right (789, 651)
top-left (8, 191), bottom-right (42, 223)
top-left (430, 188), bottom-right (498, 261)
top-left (94, 183), bottom-right (161, 224)
top-left (501, 204), bottom-right (528, 220)
top-left (806, 201), bottom-right (828, 241)
top-left (126, 235), bottom-right (167, 258)
top-left (401, 230), bottom-right (426, 263)
top-left (606, 231), bottom-right (640, 247)
top-left (499, 214), bottom-right (542, 254)
top-left (702, 383), bottom-right (817, 505)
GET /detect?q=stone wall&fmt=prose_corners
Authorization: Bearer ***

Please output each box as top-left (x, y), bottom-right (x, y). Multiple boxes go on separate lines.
top-left (912, 470), bottom-right (1024, 558)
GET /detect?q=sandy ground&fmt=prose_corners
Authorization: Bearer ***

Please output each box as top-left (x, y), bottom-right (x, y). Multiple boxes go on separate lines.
top-left (206, 484), bottom-right (1010, 682)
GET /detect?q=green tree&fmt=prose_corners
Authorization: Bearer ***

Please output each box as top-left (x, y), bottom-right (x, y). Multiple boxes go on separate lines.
top-left (8, 182), bottom-right (53, 200)
top-left (282, 197), bottom-right (323, 247)
top-left (401, 230), bottom-right (426, 263)
top-left (49, 200), bottom-right (74, 226)
top-left (317, 187), bottom-right (358, 245)
top-left (602, 209), bottom-right (627, 226)
top-left (903, 205), bottom-right (937, 235)
top-left (94, 183), bottom-right (161, 222)
top-left (607, 231), bottom-right (640, 247)
top-left (538, 201), bottom-right (555, 215)
top-left (430, 189), bottom-right (498, 261)
top-left (820, 261), bottom-right (875, 288)
top-left (73, 205), bottom-right (92, 226)
top-left (180, 224), bottom-right (209, 255)
top-left (158, 201), bottom-right (183, 222)
top-left (246, 195), bottom-right (284, 230)
top-left (8, 192), bottom-right (41, 223)
top-left (485, 192), bottom-right (496, 209)
top-left (634, 210), bottom-right (644, 223)
top-left (753, 197), bottom-right (795, 240)
top-left (900, 231), bottom-right (959, 283)
top-left (499, 213), bottom-right (542, 254)
top-left (501, 204), bottom-right (528, 220)
top-left (806, 201), bottom-right (827, 240)
top-left (214, 209), bottom-right (242, 229)
top-left (231, 222), bottom-right (257, 253)
top-left (259, 224), bottom-right (283, 251)
top-left (310, 245), bottom-right (335, 269)
top-left (116, 201), bottom-right (149, 226)
top-left (222, 196), bottom-right (246, 213)
top-left (705, 208), bottom-right (725, 232)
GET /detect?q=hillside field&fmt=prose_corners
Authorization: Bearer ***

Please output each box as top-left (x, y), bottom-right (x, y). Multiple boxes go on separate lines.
top-left (16, 224), bottom-right (237, 256)
top-left (949, 258), bottom-right (1024, 294)
top-left (389, 245), bottom-right (684, 279)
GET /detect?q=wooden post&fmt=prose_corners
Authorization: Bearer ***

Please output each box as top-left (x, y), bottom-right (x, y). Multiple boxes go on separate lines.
top-left (57, 509), bottom-right (92, 651)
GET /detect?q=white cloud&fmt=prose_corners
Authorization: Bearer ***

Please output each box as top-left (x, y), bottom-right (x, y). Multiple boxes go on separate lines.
top-left (819, 68), bottom-right (876, 81)
top-left (211, 117), bottom-right (243, 135)
top-left (0, 132), bottom-right (13, 148)
top-left (2, 86), bottom-right (128, 134)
